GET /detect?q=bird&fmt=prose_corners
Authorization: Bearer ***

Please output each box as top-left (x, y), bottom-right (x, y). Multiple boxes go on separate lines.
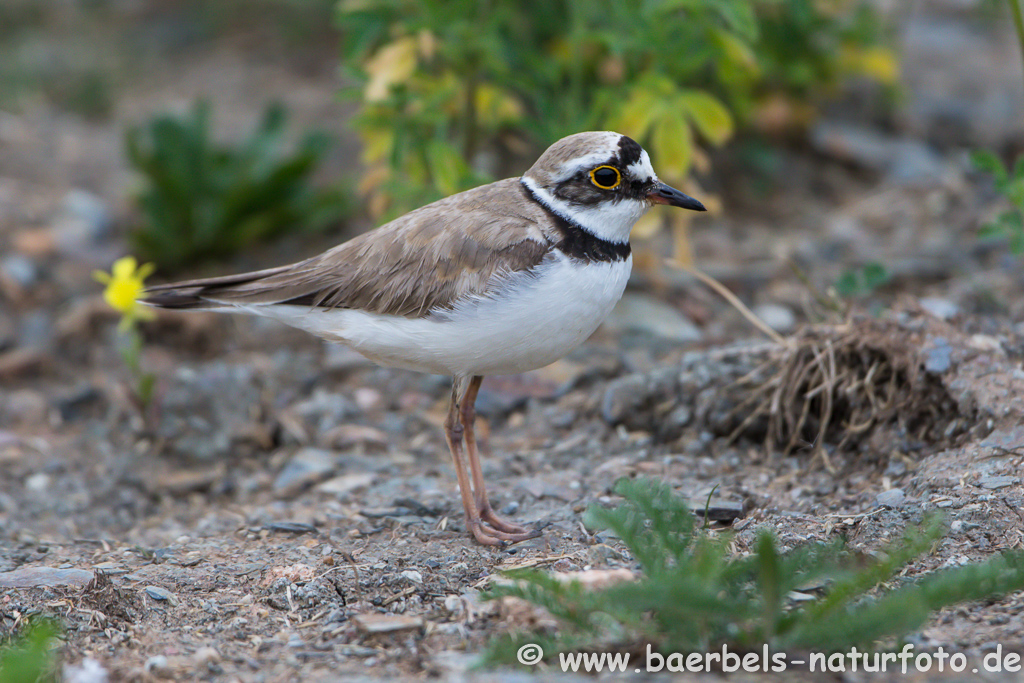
top-left (144, 131), bottom-right (706, 546)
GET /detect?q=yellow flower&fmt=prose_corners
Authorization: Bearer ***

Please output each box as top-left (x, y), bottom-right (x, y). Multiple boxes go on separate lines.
top-left (93, 256), bottom-right (156, 330)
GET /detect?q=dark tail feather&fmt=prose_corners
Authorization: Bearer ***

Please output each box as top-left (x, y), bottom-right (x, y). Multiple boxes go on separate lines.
top-left (142, 264), bottom-right (295, 310)
top-left (143, 291), bottom-right (218, 309)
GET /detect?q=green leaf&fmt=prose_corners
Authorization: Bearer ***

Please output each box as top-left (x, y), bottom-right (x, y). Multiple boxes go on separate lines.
top-left (1007, 179), bottom-right (1024, 208)
top-left (612, 87), bottom-right (662, 142)
top-left (835, 270), bottom-right (859, 297)
top-left (971, 150), bottom-right (1008, 187)
top-left (714, 1), bottom-right (758, 41)
top-left (0, 618), bottom-right (59, 683)
top-left (426, 139), bottom-right (467, 196)
top-left (755, 531), bottom-right (783, 639)
top-left (679, 90), bottom-right (734, 146)
top-left (1012, 155), bottom-right (1024, 182)
top-left (978, 220), bottom-right (1004, 240)
top-left (1011, 228), bottom-right (1024, 255)
top-left (652, 114), bottom-right (693, 179)
top-left (862, 262), bottom-right (889, 290)
top-left (711, 26), bottom-right (759, 74)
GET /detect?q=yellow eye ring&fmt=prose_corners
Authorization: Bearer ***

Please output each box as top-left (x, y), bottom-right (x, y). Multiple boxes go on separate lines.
top-left (589, 165), bottom-right (621, 190)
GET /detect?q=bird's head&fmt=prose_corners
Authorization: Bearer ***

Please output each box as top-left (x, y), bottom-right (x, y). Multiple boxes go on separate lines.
top-left (521, 131), bottom-right (706, 244)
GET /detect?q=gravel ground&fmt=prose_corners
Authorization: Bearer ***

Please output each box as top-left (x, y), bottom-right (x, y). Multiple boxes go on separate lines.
top-left (3, 2), bottom-right (1024, 681)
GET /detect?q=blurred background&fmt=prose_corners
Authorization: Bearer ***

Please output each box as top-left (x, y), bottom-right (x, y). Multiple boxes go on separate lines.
top-left (1, 0), bottom-right (1022, 350)
top-left (3, 1), bottom-right (1024, 678)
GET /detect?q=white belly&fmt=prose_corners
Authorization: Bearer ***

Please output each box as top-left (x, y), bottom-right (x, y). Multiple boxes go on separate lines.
top-left (252, 252), bottom-right (632, 376)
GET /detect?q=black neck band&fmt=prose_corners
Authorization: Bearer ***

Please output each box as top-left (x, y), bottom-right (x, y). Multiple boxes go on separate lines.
top-left (520, 181), bottom-right (631, 263)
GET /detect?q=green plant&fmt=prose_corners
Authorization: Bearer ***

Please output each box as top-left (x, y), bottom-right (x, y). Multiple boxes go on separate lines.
top-left (0, 619), bottom-right (59, 683)
top-left (485, 479), bottom-right (1024, 664)
top-left (835, 262), bottom-right (890, 298)
top-left (970, 1), bottom-right (1024, 255)
top-left (336, 0), bottom-right (893, 252)
top-left (748, 0), bottom-right (896, 119)
top-left (125, 101), bottom-right (351, 271)
top-left (972, 151), bottom-right (1024, 255)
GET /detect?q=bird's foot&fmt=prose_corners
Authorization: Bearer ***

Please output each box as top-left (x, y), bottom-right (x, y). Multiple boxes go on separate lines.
top-left (479, 503), bottom-right (533, 535)
top-left (467, 518), bottom-right (544, 547)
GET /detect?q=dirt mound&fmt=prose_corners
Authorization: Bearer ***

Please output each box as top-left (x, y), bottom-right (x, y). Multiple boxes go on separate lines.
top-left (603, 306), bottom-right (1021, 467)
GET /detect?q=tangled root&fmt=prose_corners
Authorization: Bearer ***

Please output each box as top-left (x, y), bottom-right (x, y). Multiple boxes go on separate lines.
top-left (727, 316), bottom-right (968, 469)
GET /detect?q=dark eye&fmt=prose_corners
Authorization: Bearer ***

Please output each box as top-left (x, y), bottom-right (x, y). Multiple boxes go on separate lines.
top-left (589, 165), bottom-right (621, 190)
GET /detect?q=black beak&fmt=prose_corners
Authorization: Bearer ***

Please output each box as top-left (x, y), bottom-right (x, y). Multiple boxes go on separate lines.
top-left (647, 182), bottom-right (706, 212)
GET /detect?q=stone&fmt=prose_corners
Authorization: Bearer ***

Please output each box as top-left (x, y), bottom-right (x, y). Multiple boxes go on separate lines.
top-left (264, 521), bottom-right (318, 535)
top-left (273, 448), bottom-right (338, 495)
top-left (317, 472), bottom-right (375, 495)
top-left (353, 387), bottom-right (383, 412)
top-left (323, 342), bottom-right (374, 371)
top-left (192, 647), bottom-right (220, 666)
top-left (291, 389), bottom-right (359, 432)
top-left (144, 585), bottom-right (179, 606)
top-left (901, 12), bottom-right (1024, 146)
top-left (978, 476), bottom-right (1016, 490)
top-left (353, 614), bottom-right (423, 633)
top-left (25, 472), bottom-right (51, 493)
top-left (810, 122), bottom-right (947, 184)
top-left (321, 424), bottom-right (389, 450)
top-left (690, 499), bottom-right (746, 522)
top-left (400, 570), bottom-right (423, 584)
top-left (0, 566), bottom-right (94, 588)
top-left (600, 367), bottom-right (678, 426)
top-left (143, 655), bottom-right (170, 675)
top-left (875, 488), bottom-right (907, 508)
top-left (920, 297), bottom-right (959, 320)
top-left (1, 254), bottom-right (39, 289)
top-left (63, 657), bottom-right (109, 683)
top-left (603, 293), bottom-right (702, 341)
top-left (924, 337), bottom-right (953, 374)
top-left (52, 189), bottom-right (113, 253)
top-left (752, 303), bottom-right (796, 334)
top-left (17, 309), bottom-right (54, 350)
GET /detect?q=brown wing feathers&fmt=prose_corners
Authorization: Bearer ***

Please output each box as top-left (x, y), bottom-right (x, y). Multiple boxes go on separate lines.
top-left (143, 178), bottom-right (554, 319)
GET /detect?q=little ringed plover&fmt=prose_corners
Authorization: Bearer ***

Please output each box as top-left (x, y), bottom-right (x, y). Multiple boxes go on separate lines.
top-left (144, 130), bottom-right (706, 546)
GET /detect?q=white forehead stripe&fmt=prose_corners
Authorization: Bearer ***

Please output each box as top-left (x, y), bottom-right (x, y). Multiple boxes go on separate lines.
top-left (556, 137), bottom-right (656, 183)
top-left (628, 149), bottom-right (657, 183)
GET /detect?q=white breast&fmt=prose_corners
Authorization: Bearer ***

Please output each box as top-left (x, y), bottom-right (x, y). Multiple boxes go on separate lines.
top-left (250, 252), bottom-right (632, 376)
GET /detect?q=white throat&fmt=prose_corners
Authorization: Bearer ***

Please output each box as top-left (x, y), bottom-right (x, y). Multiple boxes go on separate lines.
top-left (520, 176), bottom-right (649, 245)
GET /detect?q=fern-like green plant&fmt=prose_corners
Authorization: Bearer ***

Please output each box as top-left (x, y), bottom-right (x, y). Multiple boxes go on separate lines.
top-left (485, 479), bottom-right (1024, 665)
top-left (125, 101), bottom-right (352, 271)
top-left (0, 619), bottom-right (59, 683)
top-left (973, 150), bottom-right (1024, 255)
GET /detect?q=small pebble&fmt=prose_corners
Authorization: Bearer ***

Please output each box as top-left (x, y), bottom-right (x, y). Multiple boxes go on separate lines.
top-left (144, 585), bottom-right (179, 606)
top-left (192, 647), bottom-right (220, 666)
top-left (400, 569), bottom-right (423, 584)
top-left (63, 657), bottom-right (109, 683)
top-left (875, 488), bottom-right (906, 508)
top-left (752, 303), bottom-right (797, 333)
top-left (443, 595), bottom-right (463, 615)
top-left (920, 297), bottom-right (959, 320)
top-left (143, 655), bottom-right (169, 674)
top-left (25, 473), bottom-right (51, 493)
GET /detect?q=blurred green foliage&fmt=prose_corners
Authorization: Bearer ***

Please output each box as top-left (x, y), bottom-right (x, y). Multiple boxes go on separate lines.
top-left (336, 0), bottom-right (894, 241)
top-left (0, 619), bottom-right (59, 683)
top-left (835, 261), bottom-right (890, 297)
top-left (973, 150), bottom-right (1024, 255)
top-left (485, 478), bottom-right (1024, 664)
top-left (125, 101), bottom-right (351, 271)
